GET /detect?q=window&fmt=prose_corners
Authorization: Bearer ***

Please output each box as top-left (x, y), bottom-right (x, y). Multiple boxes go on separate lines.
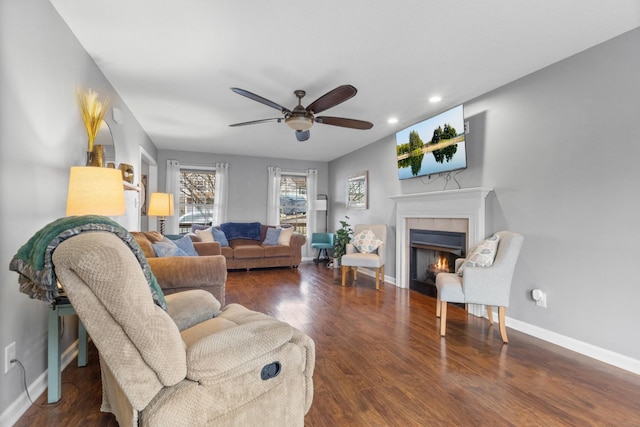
top-left (178, 169), bottom-right (216, 233)
top-left (279, 175), bottom-right (307, 234)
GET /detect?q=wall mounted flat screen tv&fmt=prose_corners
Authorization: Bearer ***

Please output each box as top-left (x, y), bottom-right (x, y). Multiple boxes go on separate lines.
top-left (396, 104), bottom-right (466, 180)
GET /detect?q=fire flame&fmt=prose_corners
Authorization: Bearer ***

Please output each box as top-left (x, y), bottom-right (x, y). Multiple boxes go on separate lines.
top-left (435, 257), bottom-right (449, 271)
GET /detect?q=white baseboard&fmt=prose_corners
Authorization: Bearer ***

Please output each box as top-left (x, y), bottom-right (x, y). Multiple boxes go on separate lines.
top-left (505, 316), bottom-right (640, 376)
top-left (0, 340), bottom-right (80, 427)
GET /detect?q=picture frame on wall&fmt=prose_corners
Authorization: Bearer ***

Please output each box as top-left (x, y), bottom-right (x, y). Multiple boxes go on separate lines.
top-left (346, 171), bottom-right (368, 210)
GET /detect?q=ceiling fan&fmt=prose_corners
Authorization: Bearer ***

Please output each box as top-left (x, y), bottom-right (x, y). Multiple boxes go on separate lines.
top-left (229, 84), bottom-right (373, 141)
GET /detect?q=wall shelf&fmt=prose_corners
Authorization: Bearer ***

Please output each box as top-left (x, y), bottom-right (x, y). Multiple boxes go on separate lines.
top-left (123, 181), bottom-right (140, 192)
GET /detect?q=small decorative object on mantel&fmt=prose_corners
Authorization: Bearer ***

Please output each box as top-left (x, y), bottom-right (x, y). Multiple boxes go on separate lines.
top-left (118, 163), bottom-right (134, 184)
top-left (76, 86), bottom-right (109, 166)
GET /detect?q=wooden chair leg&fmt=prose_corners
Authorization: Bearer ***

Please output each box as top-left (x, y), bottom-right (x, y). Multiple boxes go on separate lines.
top-left (375, 268), bottom-right (380, 290)
top-left (499, 306), bottom-right (508, 343)
top-left (353, 267), bottom-right (358, 282)
top-left (439, 301), bottom-right (448, 336)
top-left (436, 295), bottom-right (441, 318)
top-left (341, 265), bottom-right (347, 287)
top-left (487, 305), bottom-right (494, 324)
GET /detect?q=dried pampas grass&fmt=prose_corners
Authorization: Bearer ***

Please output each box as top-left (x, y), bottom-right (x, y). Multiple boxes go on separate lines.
top-left (76, 87), bottom-right (109, 152)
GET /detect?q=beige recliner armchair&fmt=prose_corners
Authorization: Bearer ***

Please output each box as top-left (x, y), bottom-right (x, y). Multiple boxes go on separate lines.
top-left (52, 232), bottom-right (315, 426)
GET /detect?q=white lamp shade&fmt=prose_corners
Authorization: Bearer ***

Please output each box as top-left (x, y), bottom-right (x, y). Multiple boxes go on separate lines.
top-left (313, 199), bottom-right (328, 211)
top-left (66, 166), bottom-right (126, 216)
top-left (148, 192), bottom-right (175, 217)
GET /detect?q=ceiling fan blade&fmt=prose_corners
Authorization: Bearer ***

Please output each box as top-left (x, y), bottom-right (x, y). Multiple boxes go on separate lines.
top-left (306, 85), bottom-right (357, 114)
top-left (295, 130), bottom-right (310, 141)
top-left (229, 118), bottom-right (282, 127)
top-left (315, 116), bottom-right (374, 130)
top-left (230, 88), bottom-right (291, 114)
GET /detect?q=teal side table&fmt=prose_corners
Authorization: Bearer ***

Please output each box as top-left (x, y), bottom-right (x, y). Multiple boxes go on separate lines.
top-left (48, 298), bottom-right (88, 403)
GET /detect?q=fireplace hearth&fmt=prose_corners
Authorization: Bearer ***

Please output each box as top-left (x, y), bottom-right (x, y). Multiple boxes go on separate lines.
top-left (409, 229), bottom-right (465, 297)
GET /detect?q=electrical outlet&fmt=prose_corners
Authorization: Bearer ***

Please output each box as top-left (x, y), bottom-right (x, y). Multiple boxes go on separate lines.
top-left (532, 289), bottom-right (547, 308)
top-left (5, 342), bottom-right (16, 373)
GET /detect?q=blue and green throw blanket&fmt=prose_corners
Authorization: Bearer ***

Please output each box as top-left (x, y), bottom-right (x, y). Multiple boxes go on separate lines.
top-left (9, 215), bottom-right (167, 310)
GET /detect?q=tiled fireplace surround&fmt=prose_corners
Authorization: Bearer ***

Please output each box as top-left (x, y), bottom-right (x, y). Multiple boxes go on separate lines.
top-left (390, 188), bottom-right (493, 316)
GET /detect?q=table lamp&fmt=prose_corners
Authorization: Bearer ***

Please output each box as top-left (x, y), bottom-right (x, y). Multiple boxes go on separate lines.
top-left (66, 166), bottom-right (126, 216)
top-left (148, 192), bottom-right (174, 235)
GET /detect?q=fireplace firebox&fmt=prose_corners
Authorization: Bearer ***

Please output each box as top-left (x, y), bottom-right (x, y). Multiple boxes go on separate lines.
top-left (409, 229), bottom-right (466, 298)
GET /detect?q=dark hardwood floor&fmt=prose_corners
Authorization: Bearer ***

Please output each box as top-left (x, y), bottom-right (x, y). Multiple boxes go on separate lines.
top-left (16, 262), bottom-right (640, 426)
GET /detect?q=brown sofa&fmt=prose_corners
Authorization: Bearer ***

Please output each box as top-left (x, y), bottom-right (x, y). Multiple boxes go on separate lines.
top-left (131, 231), bottom-right (226, 304)
top-left (192, 224), bottom-right (306, 270)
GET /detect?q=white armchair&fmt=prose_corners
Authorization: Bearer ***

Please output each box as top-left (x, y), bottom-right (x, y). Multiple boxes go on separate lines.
top-left (341, 224), bottom-right (387, 290)
top-left (435, 231), bottom-right (524, 343)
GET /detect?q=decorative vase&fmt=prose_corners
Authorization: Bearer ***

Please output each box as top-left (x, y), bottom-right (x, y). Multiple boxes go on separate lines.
top-left (91, 144), bottom-right (104, 167)
top-left (85, 150), bottom-right (94, 166)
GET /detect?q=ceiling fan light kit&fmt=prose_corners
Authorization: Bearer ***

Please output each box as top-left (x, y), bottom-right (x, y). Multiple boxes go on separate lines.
top-left (230, 85), bottom-right (373, 141)
top-left (285, 116), bottom-right (313, 131)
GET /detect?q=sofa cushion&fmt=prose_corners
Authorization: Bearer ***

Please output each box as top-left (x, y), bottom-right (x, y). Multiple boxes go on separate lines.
top-left (131, 232), bottom-right (157, 259)
top-left (195, 228), bottom-right (215, 242)
top-left (233, 245), bottom-right (264, 259)
top-left (152, 239), bottom-right (188, 257)
top-left (277, 226), bottom-right (294, 246)
top-left (212, 227), bottom-right (229, 247)
top-left (263, 227), bottom-right (281, 246)
top-left (174, 234), bottom-right (198, 256)
top-left (220, 222), bottom-right (262, 241)
top-left (220, 246), bottom-right (234, 258)
top-left (263, 245), bottom-right (292, 258)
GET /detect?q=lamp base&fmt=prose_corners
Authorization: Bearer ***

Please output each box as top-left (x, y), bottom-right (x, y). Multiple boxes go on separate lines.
top-left (158, 218), bottom-right (166, 235)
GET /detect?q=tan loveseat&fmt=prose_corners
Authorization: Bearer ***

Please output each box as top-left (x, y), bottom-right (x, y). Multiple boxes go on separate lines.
top-left (53, 232), bottom-right (315, 426)
top-left (193, 224), bottom-right (306, 271)
top-left (131, 231), bottom-right (226, 304)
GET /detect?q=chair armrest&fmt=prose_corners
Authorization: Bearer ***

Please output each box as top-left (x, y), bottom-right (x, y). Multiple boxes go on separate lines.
top-left (462, 265), bottom-right (512, 307)
top-left (455, 258), bottom-right (465, 271)
top-left (147, 255), bottom-right (227, 304)
top-left (376, 243), bottom-right (386, 266)
top-left (185, 320), bottom-right (294, 382)
top-left (193, 241), bottom-right (221, 256)
top-left (290, 232), bottom-right (306, 248)
top-left (165, 289), bottom-right (221, 331)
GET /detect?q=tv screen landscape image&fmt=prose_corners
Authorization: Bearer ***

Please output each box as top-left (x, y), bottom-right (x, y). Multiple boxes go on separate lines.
top-left (396, 104), bottom-right (466, 179)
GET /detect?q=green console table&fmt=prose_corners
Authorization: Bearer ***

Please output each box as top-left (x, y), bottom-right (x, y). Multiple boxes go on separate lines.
top-left (48, 297), bottom-right (88, 403)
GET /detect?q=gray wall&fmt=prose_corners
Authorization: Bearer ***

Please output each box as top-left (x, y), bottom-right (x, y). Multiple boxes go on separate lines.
top-left (157, 150), bottom-right (328, 224)
top-left (329, 28), bottom-right (640, 361)
top-left (0, 0), bottom-right (156, 419)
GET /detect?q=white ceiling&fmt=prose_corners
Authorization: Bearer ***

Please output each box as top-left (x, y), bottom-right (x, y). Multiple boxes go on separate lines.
top-left (49, 0), bottom-right (639, 162)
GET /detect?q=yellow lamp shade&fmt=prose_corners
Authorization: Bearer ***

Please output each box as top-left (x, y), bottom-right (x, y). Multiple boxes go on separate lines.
top-left (148, 192), bottom-right (174, 217)
top-left (66, 166), bottom-right (126, 216)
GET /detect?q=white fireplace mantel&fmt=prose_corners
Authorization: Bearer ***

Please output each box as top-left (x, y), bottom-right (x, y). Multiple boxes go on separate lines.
top-left (389, 187), bottom-right (493, 289)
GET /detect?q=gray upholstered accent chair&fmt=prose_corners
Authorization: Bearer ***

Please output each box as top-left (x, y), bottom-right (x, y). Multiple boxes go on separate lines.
top-left (341, 224), bottom-right (387, 290)
top-left (435, 231), bottom-right (524, 343)
top-left (52, 232), bottom-right (315, 426)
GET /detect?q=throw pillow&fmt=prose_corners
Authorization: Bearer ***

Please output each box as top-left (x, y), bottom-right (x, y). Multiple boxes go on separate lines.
top-left (152, 239), bottom-right (188, 257)
top-left (352, 229), bottom-right (383, 253)
top-left (191, 223), bottom-right (210, 233)
top-left (195, 227), bottom-right (215, 242)
top-left (263, 227), bottom-right (282, 246)
top-left (174, 234), bottom-right (198, 256)
top-left (277, 226), bottom-right (294, 246)
top-left (212, 227), bottom-right (230, 247)
top-left (457, 234), bottom-right (500, 276)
